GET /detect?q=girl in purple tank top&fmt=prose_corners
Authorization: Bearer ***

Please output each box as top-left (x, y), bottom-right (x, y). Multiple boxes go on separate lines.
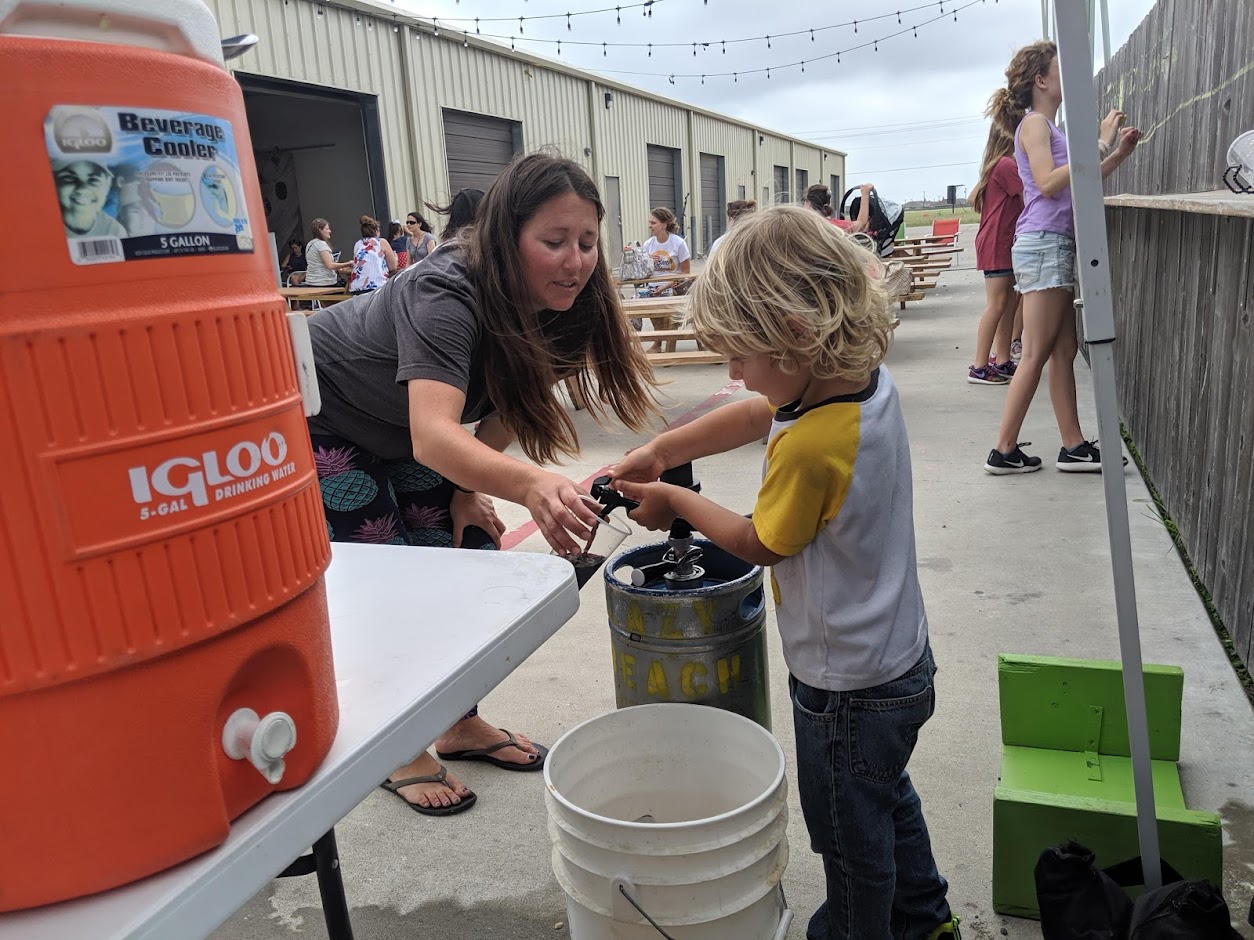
top-left (982, 40), bottom-right (1142, 476)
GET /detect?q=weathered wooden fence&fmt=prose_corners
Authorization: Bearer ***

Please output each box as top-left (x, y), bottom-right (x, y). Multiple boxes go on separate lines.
top-left (1095, 0), bottom-right (1254, 667)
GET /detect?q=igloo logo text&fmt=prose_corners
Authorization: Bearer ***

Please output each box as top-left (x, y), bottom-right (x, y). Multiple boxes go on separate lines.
top-left (128, 432), bottom-right (290, 509)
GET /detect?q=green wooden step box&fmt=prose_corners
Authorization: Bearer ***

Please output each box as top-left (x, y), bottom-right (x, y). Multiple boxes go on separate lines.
top-left (992, 654), bottom-right (1223, 919)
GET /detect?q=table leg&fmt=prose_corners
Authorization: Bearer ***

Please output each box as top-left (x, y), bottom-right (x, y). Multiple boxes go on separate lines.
top-left (278, 829), bottom-right (354, 940)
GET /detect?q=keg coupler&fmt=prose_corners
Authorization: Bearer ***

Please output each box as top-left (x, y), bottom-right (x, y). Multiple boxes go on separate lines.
top-left (589, 473), bottom-right (706, 588)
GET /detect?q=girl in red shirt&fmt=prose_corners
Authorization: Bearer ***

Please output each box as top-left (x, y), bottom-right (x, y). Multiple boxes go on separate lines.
top-left (967, 120), bottom-right (1024, 384)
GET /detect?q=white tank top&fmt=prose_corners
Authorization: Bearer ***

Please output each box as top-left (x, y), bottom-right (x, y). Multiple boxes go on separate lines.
top-left (349, 238), bottom-right (389, 293)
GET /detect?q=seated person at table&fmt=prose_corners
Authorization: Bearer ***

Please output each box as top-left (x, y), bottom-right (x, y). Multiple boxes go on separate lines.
top-left (707, 198), bottom-right (757, 258)
top-left (348, 214), bottom-right (398, 294)
top-left (305, 218), bottom-right (355, 287)
top-left (281, 238), bottom-right (307, 285)
top-left (636, 207), bottom-right (692, 352)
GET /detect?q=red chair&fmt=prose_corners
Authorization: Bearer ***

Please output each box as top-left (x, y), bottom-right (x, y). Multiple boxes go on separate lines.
top-left (932, 217), bottom-right (960, 245)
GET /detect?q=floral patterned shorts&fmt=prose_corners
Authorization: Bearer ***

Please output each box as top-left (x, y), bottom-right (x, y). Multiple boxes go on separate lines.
top-left (310, 433), bottom-right (497, 551)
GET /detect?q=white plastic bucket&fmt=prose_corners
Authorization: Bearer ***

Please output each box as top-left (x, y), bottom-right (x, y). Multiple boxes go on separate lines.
top-left (544, 703), bottom-right (792, 939)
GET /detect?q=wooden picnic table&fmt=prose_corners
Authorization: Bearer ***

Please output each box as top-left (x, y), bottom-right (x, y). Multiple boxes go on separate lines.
top-left (613, 273), bottom-right (695, 288)
top-left (279, 286), bottom-right (353, 310)
top-left (892, 243), bottom-right (964, 259)
top-left (895, 234), bottom-right (955, 247)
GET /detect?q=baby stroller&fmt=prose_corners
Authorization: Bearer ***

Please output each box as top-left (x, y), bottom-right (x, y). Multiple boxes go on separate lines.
top-left (840, 186), bottom-right (904, 258)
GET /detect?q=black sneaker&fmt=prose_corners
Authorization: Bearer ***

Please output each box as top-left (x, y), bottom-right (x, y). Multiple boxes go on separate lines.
top-left (985, 443), bottom-right (1042, 475)
top-left (1056, 439), bottom-right (1128, 472)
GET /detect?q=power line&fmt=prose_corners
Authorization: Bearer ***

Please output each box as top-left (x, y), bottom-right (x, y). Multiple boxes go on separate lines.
top-left (784, 114), bottom-right (984, 136)
top-left (847, 160), bottom-right (983, 175)
top-left (843, 133), bottom-right (988, 152)
top-left (805, 119), bottom-right (987, 143)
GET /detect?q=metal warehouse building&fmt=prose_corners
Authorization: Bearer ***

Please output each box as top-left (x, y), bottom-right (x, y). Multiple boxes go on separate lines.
top-left (206, 0), bottom-right (846, 259)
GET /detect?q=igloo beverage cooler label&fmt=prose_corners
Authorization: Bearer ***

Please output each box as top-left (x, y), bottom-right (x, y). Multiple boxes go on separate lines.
top-left (51, 407), bottom-right (314, 557)
top-left (44, 104), bottom-right (254, 265)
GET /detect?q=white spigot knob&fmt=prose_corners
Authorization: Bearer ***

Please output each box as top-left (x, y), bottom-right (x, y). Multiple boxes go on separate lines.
top-left (222, 708), bottom-right (298, 785)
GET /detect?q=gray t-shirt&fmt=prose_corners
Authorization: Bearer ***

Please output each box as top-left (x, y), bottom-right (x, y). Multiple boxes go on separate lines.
top-left (307, 243), bottom-right (586, 460)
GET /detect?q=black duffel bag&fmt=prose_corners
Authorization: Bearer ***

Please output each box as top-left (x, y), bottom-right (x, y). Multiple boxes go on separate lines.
top-left (1034, 841), bottom-right (1242, 939)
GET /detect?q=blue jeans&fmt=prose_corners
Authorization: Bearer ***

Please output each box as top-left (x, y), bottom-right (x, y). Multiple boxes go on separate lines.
top-left (790, 648), bottom-right (951, 940)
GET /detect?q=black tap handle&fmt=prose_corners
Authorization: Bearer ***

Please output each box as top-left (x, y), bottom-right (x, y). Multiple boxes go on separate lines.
top-left (590, 475), bottom-right (639, 514)
top-left (592, 474), bottom-right (696, 538)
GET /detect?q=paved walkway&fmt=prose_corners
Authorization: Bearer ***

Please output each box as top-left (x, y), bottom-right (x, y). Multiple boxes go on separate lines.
top-left (214, 227), bottom-right (1253, 939)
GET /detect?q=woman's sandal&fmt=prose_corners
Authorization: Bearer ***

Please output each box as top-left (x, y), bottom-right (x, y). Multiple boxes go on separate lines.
top-left (436, 728), bottom-right (549, 772)
top-left (378, 765), bottom-right (477, 816)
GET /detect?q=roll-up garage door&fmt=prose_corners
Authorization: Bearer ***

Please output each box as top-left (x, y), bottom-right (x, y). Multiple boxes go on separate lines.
top-left (647, 144), bottom-right (682, 222)
top-left (443, 109), bottom-right (521, 195)
top-left (699, 153), bottom-right (725, 248)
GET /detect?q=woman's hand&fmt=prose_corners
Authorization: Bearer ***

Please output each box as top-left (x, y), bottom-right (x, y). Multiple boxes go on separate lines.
top-left (523, 471), bottom-right (602, 555)
top-left (449, 490), bottom-right (505, 548)
top-left (615, 480), bottom-right (681, 531)
top-left (1099, 109), bottom-right (1126, 148)
top-left (1116, 126), bottom-right (1142, 156)
top-left (612, 443), bottom-right (667, 484)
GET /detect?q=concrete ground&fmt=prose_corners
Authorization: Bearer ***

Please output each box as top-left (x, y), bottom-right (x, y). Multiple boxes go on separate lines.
top-left (213, 226), bottom-right (1254, 939)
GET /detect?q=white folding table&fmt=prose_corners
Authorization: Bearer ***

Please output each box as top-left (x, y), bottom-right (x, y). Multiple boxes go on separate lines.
top-left (0, 543), bottom-right (579, 940)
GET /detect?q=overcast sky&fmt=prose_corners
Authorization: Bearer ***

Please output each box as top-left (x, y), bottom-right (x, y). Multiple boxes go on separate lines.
top-left (407, 0), bottom-right (1157, 203)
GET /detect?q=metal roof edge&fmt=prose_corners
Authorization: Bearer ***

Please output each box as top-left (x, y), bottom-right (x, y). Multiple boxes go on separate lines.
top-left (278, 0), bottom-right (846, 158)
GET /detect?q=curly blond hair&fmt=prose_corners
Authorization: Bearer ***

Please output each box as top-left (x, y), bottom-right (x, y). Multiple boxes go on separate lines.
top-left (687, 205), bottom-right (893, 381)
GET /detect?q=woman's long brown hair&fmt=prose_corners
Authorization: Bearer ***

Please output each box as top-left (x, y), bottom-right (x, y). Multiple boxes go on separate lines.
top-left (462, 152), bottom-right (659, 465)
top-left (969, 123), bottom-right (1016, 215)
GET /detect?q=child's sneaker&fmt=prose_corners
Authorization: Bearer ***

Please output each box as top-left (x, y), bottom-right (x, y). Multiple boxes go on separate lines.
top-left (1056, 439), bottom-right (1129, 472)
top-left (1011, 339), bottom-right (1023, 361)
top-left (992, 360), bottom-right (1017, 380)
top-left (985, 443), bottom-right (1042, 474)
top-left (967, 365), bottom-right (1008, 385)
top-left (928, 915), bottom-right (962, 939)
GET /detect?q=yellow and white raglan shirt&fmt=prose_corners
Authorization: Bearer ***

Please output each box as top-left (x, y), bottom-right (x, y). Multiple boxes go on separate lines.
top-left (752, 367), bottom-right (928, 692)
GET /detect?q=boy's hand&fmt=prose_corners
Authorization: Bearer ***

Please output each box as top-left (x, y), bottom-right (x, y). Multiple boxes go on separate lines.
top-left (612, 444), bottom-right (667, 484)
top-left (615, 480), bottom-right (681, 531)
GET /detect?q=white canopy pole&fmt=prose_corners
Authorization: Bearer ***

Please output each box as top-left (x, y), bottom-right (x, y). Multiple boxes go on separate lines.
top-left (1053, 0), bottom-right (1162, 892)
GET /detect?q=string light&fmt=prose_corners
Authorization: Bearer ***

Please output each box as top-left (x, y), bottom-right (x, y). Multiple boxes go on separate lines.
top-left (452, 1), bottom-right (953, 57)
top-left (582, 0), bottom-right (986, 85)
top-left (464, 30), bottom-right (469, 46)
top-left (432, 0), bottom-right (662, 25)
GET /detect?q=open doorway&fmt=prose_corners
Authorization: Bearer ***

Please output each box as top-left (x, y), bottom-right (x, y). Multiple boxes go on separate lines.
top-left (237, 74), bottom-right (389, 265)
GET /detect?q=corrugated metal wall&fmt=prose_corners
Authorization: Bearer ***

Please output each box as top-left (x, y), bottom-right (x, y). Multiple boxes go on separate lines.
top-left (409, 35), bottom-right (593, 204)
top-left (759, 136), bottom-right (794, 204)
top-left (692, 114), bottom-right (754, 252)
top-left (594, 86), bottom-right (688, 248)
top-left (210, 0), bottom-right (843, 256)
top-left (208, 0), bottom-right (418, 217)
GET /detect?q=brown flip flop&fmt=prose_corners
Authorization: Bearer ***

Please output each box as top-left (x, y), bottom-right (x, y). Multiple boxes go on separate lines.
top-left (436, 728), bottom-right (549, 772)
top-left (379, 765), bottom-right (477, 816)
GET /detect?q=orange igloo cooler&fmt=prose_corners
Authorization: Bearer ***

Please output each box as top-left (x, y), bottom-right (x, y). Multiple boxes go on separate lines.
top-left (0, 0), bottom-right (338, 911)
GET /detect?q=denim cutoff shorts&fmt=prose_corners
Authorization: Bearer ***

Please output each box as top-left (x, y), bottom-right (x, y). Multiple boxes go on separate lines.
top-left (1012, 230), bottom-right (1076, 293)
